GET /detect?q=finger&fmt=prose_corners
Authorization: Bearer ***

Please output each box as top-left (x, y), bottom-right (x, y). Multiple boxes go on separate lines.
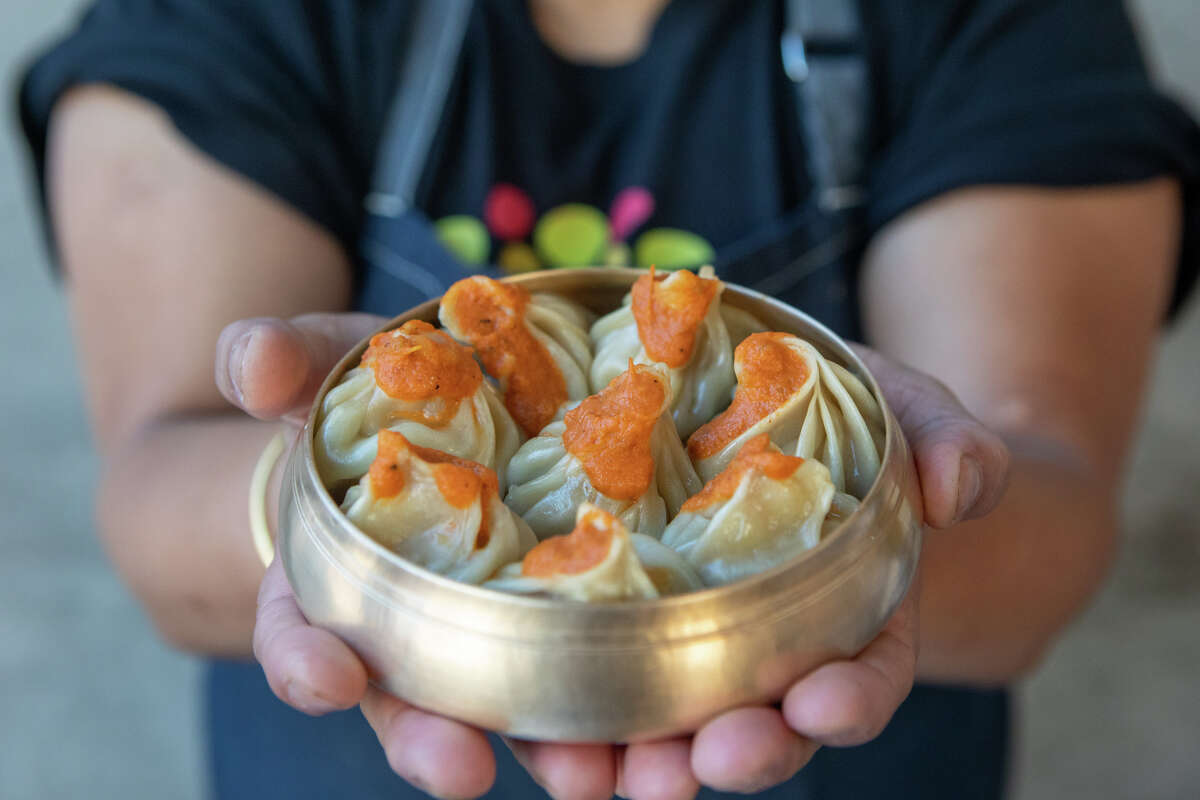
top-left (216, 312), bottom-right (385, 423)
top-left (782, 588), bottom-right (918, 747)
top-left (360, 687), bottom-right (496, 800)
top-left (252, 553), bottom-right (367, 715)
top-left (690, 707), bottom-right (817, 794)
top-left (852, 345), bottom-right (1010, 528)
top-left (505, 739), bottom-right (617, 800)
top-left (617, 738), bottom-right (698, 800)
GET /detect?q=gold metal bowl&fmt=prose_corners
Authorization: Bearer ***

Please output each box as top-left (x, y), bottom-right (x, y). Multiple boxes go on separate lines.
top-left (278, 268), bottom-right (921, 743)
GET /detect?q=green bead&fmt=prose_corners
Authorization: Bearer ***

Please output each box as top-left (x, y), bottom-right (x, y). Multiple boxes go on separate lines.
top-left (534, 204), bottom-right (609, 268)
top-left (434, 215), bottom-right (490, 266)
top-left (498, 241), bottom-right (542, 274)
top-left (634, 228), bottom-right (715, 270)
top-left (604, 241), bottom-right (633, 268)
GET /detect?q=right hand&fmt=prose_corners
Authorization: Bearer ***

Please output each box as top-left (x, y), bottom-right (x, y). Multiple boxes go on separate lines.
top-left (216, 313), bottom-right (646, 799)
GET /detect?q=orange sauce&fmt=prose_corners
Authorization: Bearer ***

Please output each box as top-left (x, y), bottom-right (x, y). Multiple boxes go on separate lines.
top-left (442, 277), bottom-right (567, 437)
top-left (687, 333), bottom-right (810, 460)
top-left (522, 507), bottom-right (616, 577)
top-left (362, 320), bottom-right (483, 428)
top-left (631, 268), bottom-right (720, 367)
top-left (681, 434), bottom-right (803, 512)
top-left (367, 430), bottom-right (499, 548)
top-left (367, 429), bottom-right (408, 499)
top-left (562, 364), bottom-right (667, 501)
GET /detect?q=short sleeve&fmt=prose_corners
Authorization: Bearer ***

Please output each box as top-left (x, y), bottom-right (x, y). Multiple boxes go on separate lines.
top-left (866, 0), bottom-right (1200, 316)
top-left (18, 0), bottom-right (377, 252)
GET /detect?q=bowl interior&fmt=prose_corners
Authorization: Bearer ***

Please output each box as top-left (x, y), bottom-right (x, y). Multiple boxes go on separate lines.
top-left (299, 268), bottom-right (899, 619)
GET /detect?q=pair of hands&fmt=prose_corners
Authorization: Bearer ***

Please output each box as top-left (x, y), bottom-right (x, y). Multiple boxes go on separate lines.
top-left (216, 313), bottom-right (1009, 800)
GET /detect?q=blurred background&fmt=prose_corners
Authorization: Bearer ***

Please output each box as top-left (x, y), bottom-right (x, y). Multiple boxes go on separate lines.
top-left (2, 1), bottom-right (1196, 798)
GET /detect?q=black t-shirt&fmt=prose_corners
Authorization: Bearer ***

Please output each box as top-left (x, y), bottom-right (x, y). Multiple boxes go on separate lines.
top-left (15, 4), bottom-right (1200, 796)
top-left (19, 0), bottom-right (1200, 314)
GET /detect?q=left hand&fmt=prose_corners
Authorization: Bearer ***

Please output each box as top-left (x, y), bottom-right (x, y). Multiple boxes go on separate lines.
top-left (500, 345), bottom-right (1010, 800)
top-left (254, 339), bottom-right (1009, 800)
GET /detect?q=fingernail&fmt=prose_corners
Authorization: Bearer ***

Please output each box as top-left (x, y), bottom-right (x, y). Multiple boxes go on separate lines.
top-left (284, 678), bottom-right (340, 715)
top-left (226, 328), bottom-right (255, 406)
top-left (955, 456), bottom-right (983, 522)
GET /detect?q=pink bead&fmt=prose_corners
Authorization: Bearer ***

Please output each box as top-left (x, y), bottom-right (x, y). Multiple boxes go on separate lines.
top-left (609, 187), bottom-right (655, 243)
top-left (484, 183), bottom-right (536, 242)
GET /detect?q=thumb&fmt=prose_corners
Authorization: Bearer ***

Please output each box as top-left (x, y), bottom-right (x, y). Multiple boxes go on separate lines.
top-left (216, 312), bottom-right (386, 424)
top-left (852, 345), bottom-right (1010, 530)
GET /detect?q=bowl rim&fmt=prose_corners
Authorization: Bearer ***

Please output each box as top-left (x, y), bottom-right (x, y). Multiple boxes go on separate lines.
top-left (295, 267), bottom-right (903, 619)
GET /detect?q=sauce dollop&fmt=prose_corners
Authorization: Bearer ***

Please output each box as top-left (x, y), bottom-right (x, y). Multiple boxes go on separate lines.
top-left (563, 364), bottom-right (667, 501)
top-left (442, 277), bottom-right (568, 437)
top-left (368, 430), bottom-right (499, 548)
top-left (681, 434), bottom-right (803, 512)
top-left (687, 333), bottom-right (810, 460)
top-left (522, 506), bottom-right (616, 577)
top-left (362, 320), bottom-right (483, 428)
top-left (631, 268), bottom-right (720, 367)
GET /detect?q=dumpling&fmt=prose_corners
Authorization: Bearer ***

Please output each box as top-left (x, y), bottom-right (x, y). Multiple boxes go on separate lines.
top-left (589, 267), bottom-right (766, 438)
top-left (686, 333), bottom-right (885, 497)
top-left (342, 430), bottom-right (537, 584)
top-left (439, 276), bottom-right (593, 437)
top-left (505, 362), bottom-right (703, 540)
top-left (484, 504), bottom-right (702, 601)
top-left (662, 435), bottom-right (855, 586)
top-left (314, 320), bottom-right (522, 490)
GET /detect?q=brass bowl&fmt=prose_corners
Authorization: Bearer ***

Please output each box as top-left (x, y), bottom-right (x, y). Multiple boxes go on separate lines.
top-left (278, 268), bottom-right (921, 743)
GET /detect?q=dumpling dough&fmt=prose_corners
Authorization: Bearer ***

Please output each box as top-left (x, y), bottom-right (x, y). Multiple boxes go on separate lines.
top-left (315, 320), bottom-right (522, 490)
top-left (590, 267), bottom-right (766, 438)
top-left (505, 362), bottom-right (702, 540)
top-left (342, 430), bottom-right (536, 584)
top-left (687, 332), bottom-right (885, 497)
top-left (662, 435), bottom-right (855, 586)
top-left (439, 276), bottom-right (593, 437)
top-left (485, 504), bottom-right (702, 601)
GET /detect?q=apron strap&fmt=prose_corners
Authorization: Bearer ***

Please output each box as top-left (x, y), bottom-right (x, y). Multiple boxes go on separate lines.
top-left (365, 0), bottom-right (475, 218)
top-left (781, 0), bottom-right (870, 212)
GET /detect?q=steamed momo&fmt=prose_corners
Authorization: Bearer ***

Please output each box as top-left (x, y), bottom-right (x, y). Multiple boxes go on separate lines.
top-left (439, 276), bottom-right (593, 437)
top-left (485, 504), bottom-right (702, 601)
top-left (590, 267), bottom-right (766, 438)
top-left (314, 320), bottom-right (522, 489)
top-left (505, 362), bottom-right (703, 540)
top-left (687, 333), bottom-right (885, 497)
top-left (662, 435), bottom-right (855, 586)
top-left (343, 430), bottom-right (537, 584)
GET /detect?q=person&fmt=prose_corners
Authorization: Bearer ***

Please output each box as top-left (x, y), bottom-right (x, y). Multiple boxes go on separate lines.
top-left (19, 0), bottom-right (1199, 798)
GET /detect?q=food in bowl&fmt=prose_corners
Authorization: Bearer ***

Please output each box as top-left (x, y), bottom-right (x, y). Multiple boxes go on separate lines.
top-left (311, 267), bottom-right (887, 596)
top-left (484, 503), bottom-right (703, 601)
top-left (505, 361), bottom-right (701, 540)
top-left (313, 319), bottom-right (521, 490)
top-left (280, 267), bottom-right (919, 742)
top-left (340, 429), bottom-right (536, 584)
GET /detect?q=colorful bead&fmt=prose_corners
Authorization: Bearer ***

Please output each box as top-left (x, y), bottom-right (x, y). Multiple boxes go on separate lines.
top-left (633, 228), bottom-right (715, 270)
top-left (609, 187), bottom-right (655, 243)
top-left (484, 184), bottom-right (536, 241)
top-left (603, 242), bottom-right (632, 268)
top-left (434, 215), bottom-right (490, 266)
top-left (534, 204), bottom-right (610, 268)
top-left (498, 241), bottom-right (542, 274)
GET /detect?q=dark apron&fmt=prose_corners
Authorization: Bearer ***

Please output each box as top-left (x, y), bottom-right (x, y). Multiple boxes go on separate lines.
top-left (206, 1), bottom-right (1010, 797)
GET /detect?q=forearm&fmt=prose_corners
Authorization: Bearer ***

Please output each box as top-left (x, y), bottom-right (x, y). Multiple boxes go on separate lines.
top-left (98, 413), bottom-right (281, 656)
top-left (858, 182), bottom-right (1181, 687)
top-left (915, 438), bottom-right (1116, 685)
